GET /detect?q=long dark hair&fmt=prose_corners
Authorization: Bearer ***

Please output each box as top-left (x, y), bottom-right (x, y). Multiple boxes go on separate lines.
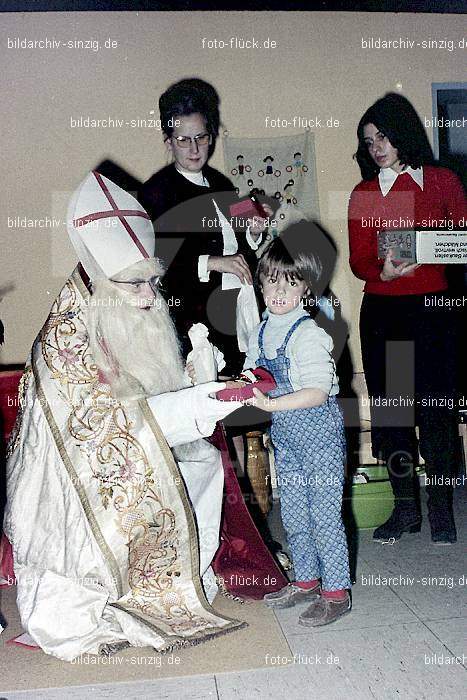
top-left (355, 93), bottom-right (435, 180)
top-left (159, 78), bottom-right (220, 141)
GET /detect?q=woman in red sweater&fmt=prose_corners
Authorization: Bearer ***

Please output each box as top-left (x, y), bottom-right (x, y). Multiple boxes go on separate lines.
top-left (348, 92), bottom-right (466, 544)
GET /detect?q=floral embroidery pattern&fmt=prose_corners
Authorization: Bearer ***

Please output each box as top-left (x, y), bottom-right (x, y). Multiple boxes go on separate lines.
top-left (41, 281), bottom-right (96, 386)
top-left (39, 279), bottom-right (218, 635)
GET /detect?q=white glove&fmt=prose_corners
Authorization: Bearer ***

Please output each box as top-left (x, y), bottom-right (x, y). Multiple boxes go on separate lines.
top-left (191, 381), bottom-right (241, 427)
top-left (148, 382), bottom-right (242, 446)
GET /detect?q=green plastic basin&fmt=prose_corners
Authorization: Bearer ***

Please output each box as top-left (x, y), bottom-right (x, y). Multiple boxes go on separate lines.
top-left (350, 465), bottom-right (424, 530)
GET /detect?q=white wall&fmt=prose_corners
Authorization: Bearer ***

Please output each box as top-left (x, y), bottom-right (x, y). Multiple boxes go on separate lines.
top-left (1, 11), bottom-right (464, 368)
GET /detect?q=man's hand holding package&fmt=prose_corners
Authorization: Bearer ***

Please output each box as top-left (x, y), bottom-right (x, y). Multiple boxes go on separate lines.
top-left (148, 382), bottom-right (242, 446)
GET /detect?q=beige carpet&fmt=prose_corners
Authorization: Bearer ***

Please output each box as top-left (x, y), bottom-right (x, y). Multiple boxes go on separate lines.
top-left (0, 585), bottom-right (291, 692)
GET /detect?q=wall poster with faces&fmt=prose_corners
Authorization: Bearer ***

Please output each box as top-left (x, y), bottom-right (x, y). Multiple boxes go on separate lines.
top-left (222, 130), bottom-right (320, 249)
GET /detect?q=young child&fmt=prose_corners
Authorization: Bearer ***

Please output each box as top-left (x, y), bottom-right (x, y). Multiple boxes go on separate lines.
top-left (244, 221), bottom-right (351, 626)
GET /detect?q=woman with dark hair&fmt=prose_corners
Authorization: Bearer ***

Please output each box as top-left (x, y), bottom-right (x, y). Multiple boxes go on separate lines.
top-left (348, 92), bottom-right (466, 544)
top-left (354, 92), bottom-right (435, 181)
top-left (139, 78), bottom-right (271, 374)
top-left (138, 79), bottom-right (287, 598)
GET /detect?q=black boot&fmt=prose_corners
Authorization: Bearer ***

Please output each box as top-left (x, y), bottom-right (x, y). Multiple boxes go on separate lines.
top-left (373, 452), bottom-right (421, 541)
top-left (426, 481), bottom-right (457, 545)
top-left (373, 504), bottom-right (421, 541)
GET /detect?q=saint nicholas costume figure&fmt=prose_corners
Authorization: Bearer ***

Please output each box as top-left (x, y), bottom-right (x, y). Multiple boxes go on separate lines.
top-left (4, 172), bottom-right (285, 661)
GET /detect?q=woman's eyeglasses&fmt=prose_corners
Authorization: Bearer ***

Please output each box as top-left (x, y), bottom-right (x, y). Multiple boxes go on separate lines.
top-left (171, 133), bottom-right (211, 148)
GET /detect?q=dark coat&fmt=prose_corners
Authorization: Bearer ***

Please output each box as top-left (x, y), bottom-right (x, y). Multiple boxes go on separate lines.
top-left (139, 164), bottom-right (258, 373)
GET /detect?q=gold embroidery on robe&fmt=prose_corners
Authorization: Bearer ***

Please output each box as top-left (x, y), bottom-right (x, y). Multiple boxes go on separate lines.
top-left (36, 276), bottom-right (240, 640)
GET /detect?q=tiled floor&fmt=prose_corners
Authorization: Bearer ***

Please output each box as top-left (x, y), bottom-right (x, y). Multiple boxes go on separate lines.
top-left (2, 487), bottom-right (466, 700)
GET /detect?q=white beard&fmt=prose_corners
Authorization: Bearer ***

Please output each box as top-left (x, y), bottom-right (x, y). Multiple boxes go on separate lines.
top-left (86, 277), bottom-right (187, 401)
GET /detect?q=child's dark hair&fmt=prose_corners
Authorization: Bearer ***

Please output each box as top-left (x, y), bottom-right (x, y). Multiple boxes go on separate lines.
top-left (159, 78), bottom-right (220, 139)
top-left (355, 92), bottom-right (435, 180)
top-left (256, 221), bottom-right (323, 296)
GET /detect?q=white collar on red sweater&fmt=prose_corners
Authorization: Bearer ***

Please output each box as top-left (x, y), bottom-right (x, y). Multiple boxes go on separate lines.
top-left (378, 165), bottom-right (424, 197)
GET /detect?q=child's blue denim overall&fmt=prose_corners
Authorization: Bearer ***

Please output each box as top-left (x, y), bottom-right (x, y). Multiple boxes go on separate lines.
top-left (257, 316), bottom-right (351, 590)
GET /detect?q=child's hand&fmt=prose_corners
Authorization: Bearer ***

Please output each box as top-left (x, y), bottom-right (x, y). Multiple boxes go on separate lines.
top-left (186, 361), bottom-right (196, 385)
top-left (245, 387), bottom-right (277, 412)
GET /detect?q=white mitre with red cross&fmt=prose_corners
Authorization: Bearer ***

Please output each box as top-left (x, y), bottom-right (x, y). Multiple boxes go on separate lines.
top-left (67, 171), bottom-right (154, 280)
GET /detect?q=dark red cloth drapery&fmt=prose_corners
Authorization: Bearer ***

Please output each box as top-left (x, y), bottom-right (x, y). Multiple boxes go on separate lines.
top-left (0, 370), bottom-right (22, 442)
top-left (211, 425), bottom-right (287, 599)
top-left (1, 370), bottom-right (22, 583)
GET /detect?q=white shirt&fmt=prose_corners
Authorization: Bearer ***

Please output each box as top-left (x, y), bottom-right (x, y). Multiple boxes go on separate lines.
top-left (176, 167), bottom-right (208, 188)
top-left (378, 165), bottom-right (424, 197)
top-left (174, 166), bottom-right (262, 284)
top-left (243, 305), bottom-right (339, 396)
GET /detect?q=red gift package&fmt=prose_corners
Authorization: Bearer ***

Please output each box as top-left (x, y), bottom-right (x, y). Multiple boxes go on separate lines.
top-left (216, 367), bottom-right (276, 402)
top-left (229, 196), bottom-right (267, 224)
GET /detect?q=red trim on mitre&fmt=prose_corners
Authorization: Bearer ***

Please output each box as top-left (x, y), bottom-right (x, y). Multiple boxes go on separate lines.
top-left (72, 171), bottom-right (150, 259)
top-left (73, 209), bottom-right (150, 226)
